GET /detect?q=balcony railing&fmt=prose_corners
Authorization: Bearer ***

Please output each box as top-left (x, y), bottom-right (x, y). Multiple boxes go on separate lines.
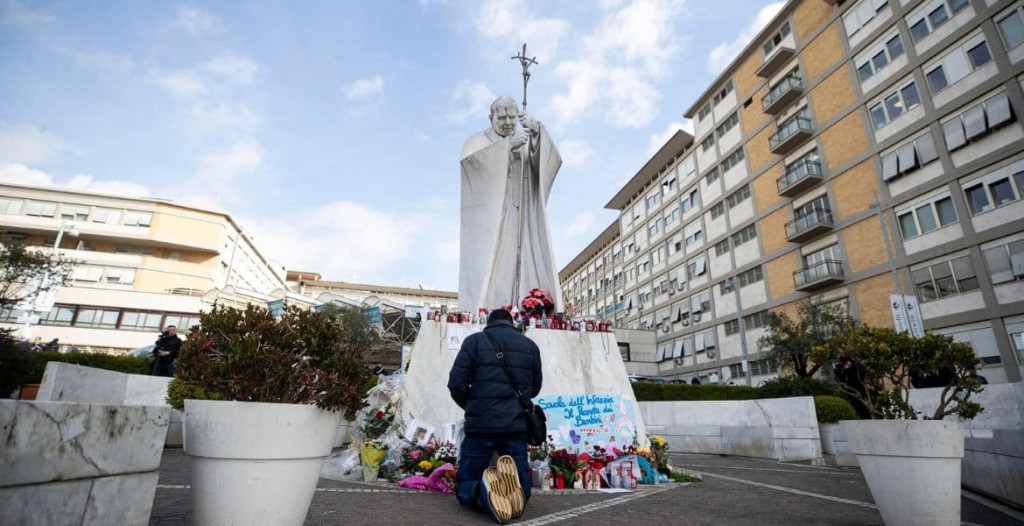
top-left (770, 116), bottom-right (814, 155)
top-left (762, 77), bottom-right (804, 114)
top-left (777, 159), bottom-right (823, 197)
top-left (794, 259), bottom-right (845, 291)
top-left (786, 208), bottom-right (834, 242)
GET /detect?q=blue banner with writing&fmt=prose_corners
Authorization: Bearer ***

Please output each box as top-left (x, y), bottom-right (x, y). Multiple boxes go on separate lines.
top-left (267, 299), bottom-right (285, 318)
top-left (535, 393), bottom-right (639, 452)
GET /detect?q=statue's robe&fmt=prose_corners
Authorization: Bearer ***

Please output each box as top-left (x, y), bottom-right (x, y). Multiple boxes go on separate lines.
top-left (459, 125), bottom-right (562, 313)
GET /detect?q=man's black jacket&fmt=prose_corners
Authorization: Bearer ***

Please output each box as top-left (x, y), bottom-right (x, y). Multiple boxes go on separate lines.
top-left (447, 319), bottom-right (543, 437)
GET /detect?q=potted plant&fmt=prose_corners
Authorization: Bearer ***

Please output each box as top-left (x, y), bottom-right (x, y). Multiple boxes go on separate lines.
top-left (813, 395), bottom-right (859, 467)
top-left (168, 304), bottom-right (374, 526)
top-left (810, 327), bottom-right (983, 526)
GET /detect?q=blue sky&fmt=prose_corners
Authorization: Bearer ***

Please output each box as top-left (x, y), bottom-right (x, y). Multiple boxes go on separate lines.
top-left (0, 0), bottom-right (784, 291)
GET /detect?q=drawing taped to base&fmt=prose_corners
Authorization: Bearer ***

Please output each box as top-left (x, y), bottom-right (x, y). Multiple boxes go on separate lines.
top-left (536, 393), bottom-right (638, 450)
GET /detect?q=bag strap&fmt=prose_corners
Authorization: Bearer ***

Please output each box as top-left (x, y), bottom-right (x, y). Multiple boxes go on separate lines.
top-left (483, 330), bottom-right (532, 411)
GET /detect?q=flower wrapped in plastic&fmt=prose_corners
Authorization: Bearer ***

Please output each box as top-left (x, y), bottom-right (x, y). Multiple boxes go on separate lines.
top-left (360, 438), bottom-right (389, 482)
top-left (520, 288), bottom-right (555, 317)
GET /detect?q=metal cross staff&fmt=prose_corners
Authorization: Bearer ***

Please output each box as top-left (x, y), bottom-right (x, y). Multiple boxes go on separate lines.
top-left (509, 43), bottom-right (537, 306)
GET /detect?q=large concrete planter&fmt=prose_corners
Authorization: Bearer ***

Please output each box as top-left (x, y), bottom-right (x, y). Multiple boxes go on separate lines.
top-left (0, 400), bottom-right (170, 525)
top-left (818, 422), bottom-right (858, 467)
top-left (184, 400), bottom-right (342, 526)
top-left (841, 420), bottom-right (964, 526)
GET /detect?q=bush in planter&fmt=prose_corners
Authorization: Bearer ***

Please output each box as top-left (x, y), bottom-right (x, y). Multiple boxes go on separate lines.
top-left (27, 351), bottom-right (152, 382)
top-left (0, 329), bottom-right (36, 398)
top-left (168, 304), bottom-right (375, 420)
top-left (757, 376), bottom-right (847, 400)
top-left (814, 395), bottom-right (858, 423)
top-left (809, 326), bottom-right (983, 420)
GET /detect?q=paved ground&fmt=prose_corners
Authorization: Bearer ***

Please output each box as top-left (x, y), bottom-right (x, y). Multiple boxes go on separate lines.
top-left (150, 449), bottom-right (1024, 525)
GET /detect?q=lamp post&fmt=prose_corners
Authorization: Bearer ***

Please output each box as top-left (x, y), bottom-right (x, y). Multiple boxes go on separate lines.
top-left (26, 222), bottom-right (78, 328)
top-left (724, 277), bottom-right (752, 386)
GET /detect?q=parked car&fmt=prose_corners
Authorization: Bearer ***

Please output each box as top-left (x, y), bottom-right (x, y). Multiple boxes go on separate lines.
top-left (130, 344), bottom-right (156, 358)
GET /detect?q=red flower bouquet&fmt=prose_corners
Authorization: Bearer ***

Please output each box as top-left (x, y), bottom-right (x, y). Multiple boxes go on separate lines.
top-left (521, 288), bottom-right (555, 317)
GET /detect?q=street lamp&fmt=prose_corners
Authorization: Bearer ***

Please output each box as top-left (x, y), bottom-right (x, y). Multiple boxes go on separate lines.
top-left (24, 222), bottom-right (79, 331)
top-left (724, 277), bottom-right (752, 387)
top-left (52, 221), bottom-right (80, 255)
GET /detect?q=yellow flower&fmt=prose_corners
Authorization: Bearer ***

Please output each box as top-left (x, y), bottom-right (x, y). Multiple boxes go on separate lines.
top-left (418, 460), bottom-right (433, 470)
top-left (652, 436), bottom-right (666, 446)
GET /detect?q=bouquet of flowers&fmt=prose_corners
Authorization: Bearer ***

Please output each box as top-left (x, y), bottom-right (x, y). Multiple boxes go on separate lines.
top-left (528, 438), bottom-right (552, 462)
top-left (520, 288), bottom-right (555, 317)
top-left (548, 448), bottom-right (584, 488)
top-left (434, 441), bottom-right (459, 465)
top-left (360, 438), bottom-right (389, 482)
top-left (362, 401), bottom-right (396, 440)
top-left (587, 445), bottom-right (610, 471)
top-left (400, 442), bottom-right (437, 474)
top-left (650, 435), bottom-right (670, 473)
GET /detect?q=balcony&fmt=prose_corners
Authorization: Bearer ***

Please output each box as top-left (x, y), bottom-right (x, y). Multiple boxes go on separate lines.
top-left (786, 208), bottom-right (834, 243)
top-left (794, 259), bottom-right (845, 292)
top-left (756, 44), bottom-right (795, 78)
top-left (777, 159), bottom-right (823, 197)
top-left (769, 115), bottom-right (813, 155)
top-left (762, 77), bottom-right (804, 115)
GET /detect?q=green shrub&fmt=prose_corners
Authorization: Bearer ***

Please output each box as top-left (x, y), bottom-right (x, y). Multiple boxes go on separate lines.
top-left (166, 378), bottom-right (222, 410)
top-left (28, 351), bottom-right (152, 382)
top-left (0, 330), bottom-right (37, 398)
top-left (170, 304), bottom-right (375, 419)
top-left (814, 395), bottom-right (858, 423)
top-left (758, 376), bottom-right (846, 400)
top-left (632, 382), bottom-right (761, 402)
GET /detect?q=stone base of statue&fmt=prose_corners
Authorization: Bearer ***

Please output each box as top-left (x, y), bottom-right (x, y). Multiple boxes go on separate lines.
top-left (398, 320), bottom-right (648, 450)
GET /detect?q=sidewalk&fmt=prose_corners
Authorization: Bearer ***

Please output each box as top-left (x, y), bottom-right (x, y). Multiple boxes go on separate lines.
top-left (150, 449), bottom-right (1024, 525)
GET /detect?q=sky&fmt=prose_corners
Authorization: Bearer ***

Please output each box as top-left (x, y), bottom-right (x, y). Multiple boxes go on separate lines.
top-left (0, 0), bottom-right (785, 292)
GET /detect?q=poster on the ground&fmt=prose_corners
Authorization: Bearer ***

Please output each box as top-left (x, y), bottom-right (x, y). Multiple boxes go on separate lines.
top-left (535, 393), bottom-right (639, 451)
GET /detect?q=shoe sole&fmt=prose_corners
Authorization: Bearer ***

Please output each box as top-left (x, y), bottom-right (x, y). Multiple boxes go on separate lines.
top-left (496, 455), bottom-right (525, 519)
top-left (482, 469), bottom-right (513, 524)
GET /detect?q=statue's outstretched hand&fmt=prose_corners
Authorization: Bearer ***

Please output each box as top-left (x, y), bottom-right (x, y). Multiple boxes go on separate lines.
top-left (510, 128), bottom-right (530, 150)
top-left (519, 112), bottom-right (539, 134)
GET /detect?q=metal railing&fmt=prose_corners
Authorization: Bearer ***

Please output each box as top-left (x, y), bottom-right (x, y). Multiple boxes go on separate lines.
top-left (794, 259), bottom-right (844, 288)
top-left (762, 76), bottom-right (804, 110)
top-left (777, 159), bottom-right (822, 193)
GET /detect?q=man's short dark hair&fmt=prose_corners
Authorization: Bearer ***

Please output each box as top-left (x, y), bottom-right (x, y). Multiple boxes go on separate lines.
top-left (488, 309), bottom-right (514, 324)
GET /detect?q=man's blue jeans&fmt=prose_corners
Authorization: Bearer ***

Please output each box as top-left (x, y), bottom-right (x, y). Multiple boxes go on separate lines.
top-left (455, 435), bottom-right (532, 512)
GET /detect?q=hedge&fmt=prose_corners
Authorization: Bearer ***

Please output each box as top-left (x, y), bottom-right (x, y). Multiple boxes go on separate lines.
top-left (28, 351), bottom-right (153, 383)
top-left (631, 382), bottom-right (761, 401)
top-left (814, 395), bottom-right (859, 423)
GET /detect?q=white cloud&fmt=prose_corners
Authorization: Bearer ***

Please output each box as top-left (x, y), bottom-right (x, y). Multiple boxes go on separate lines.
top-left (707, 2), bottom-right (784, 74)
top-left (175, 5), bottom-right (222, 36)
top-left (559, 139), bottom-right (595, 167)
top-left (476, 0), bottom-right (569, 62)
top-left (204, 54), bottom-right (259, 84)
top-left (563, 211), bottom-right (596, 238)
top-left (0, 162), bottom-right (150, 197)
top-left (150, 70), bottom-right (205, 97)
top-left (197, 140), bottom-right (264, 183)
top-left (343, 76), bottom-right (384, 100)
top-left (546, 0), bottom-right (687, 128)
top-left (646, 121), bottom-right (688, 155)
top-left (0, 125), bottom-right (71, 164)
top-left (448, 80), bottom-right (495, 124)
top-left (188, 101), bottom-right (261, 133)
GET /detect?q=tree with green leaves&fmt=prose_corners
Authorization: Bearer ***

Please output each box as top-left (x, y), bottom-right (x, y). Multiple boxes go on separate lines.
top-left (0, 233), bottom-right (74, 309)
top-left (757, 301), bottom-right (856, 378)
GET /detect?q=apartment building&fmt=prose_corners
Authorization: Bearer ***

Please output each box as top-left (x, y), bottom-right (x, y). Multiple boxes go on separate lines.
top-left (0, 183), bottom-right (313, 352)
top-left (561, 0), bottom-right (1024, 385)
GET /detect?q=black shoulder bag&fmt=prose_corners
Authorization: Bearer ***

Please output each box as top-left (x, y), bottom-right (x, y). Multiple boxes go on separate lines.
top-left (484, 331), bottom-right (547, 447)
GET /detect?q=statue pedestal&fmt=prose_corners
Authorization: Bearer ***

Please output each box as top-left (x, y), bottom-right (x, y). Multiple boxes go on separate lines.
top-left (398, 321), bottom-right (648, 450)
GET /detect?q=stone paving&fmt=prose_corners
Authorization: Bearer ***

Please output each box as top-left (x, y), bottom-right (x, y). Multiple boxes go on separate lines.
top-left (150, 449), bottom-right (1024, 525)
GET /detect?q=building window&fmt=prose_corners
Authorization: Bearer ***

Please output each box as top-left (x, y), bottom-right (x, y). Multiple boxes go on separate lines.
top-left (881, 132), bottom-right (939, 181)
top-left (712, 80), bottom-right (735, 107)
top-left (646, 191), bottom-right (662, 209)
top-left (912, 255), bottom-right (979, 302)
top-left (665, 205), bottom-right (681, 226)
top-left (924, 32), bottom-right (993, 95)
top-left (714, 239), bottom-right (731, 256)
top-left (701, 135), bottom-right (715, 152)
top-left (843, 0), bottom-right (890, 38)
top-left (724, 319), bottom-right (741, 336)
top-left (684, 221), bottom-right (704, 247)
top-left (648, 218), bottom-right (663, 237)
top-left (856, 30), bottom-right (905, 82)
top-left (618, 342), bottom-right (631, 362)
top-left (736, 266), bottom-right (764, 287)
top-left (725, 184), bottom-right (752, 208)
top-left (682, 188), bottom-right (700, 213)
top-left (1013, 332), bottom-right (1024, 363)
top-left (24, 201), bottom-right (58, 217)
top-left (763, 22), bottom-right (792, 55)
top-left (943, 91), bottom-right (1015, 151)
top-left (963, 167), bottom-right (1024, 215)
top-left (710, 202), bottom-right (725, 219)
top-left (0, 198), bottom-right (23, 215)
top-left (982, 238), bottom-right (1024, 285)
top-left (686, 256), bottom-right (708, 279)
top-left (869, 80), bottom-right (921, 130)
top-left (716, 112), bottom-right (740, 138)
top-left (907, 0), bottom-right (970, 43)
top-left (60, 204), bottom-right (90, 221)
top-left (698, 104), bottom-right (712, 121)
top-left (663, 174), bottom-right (678, 194)
top-left (74, 308), bottom-right (120, 329)
top-left (120, 310), bottom-right (164, 331)
top-left (750, 359), bottom-right (774, 376)
top-left (997, 5), bottom-right (1024, 50)
top-left (732, 224), bottom-right (758, 247)
top-left (122, 211), bottom-right (153, 227)
top-left (743, 310), bottom-right (767, 330)
top-left (897, 193), bottom-right (957, 239)
top-left (39, 305), bottom-right (75, 326)
top-left (721, 148), bottom-right (746, 172)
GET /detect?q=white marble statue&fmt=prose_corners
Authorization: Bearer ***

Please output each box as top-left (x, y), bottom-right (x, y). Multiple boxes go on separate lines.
top-left (459, 96), bottom-right (562, 313)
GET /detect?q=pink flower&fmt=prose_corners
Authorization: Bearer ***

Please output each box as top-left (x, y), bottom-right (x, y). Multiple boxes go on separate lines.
top-left (409, 451), bottom-right (421, 460)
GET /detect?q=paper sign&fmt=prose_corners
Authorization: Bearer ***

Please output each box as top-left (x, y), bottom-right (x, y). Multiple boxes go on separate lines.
top-left (536, 393), bottom-right (639, 451)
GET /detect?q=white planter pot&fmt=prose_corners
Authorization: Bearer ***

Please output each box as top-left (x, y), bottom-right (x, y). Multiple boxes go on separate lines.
top-left (841, 420), bottom-right (964, 526)
top-left (0, 400), bottom-right (169, 525)
top-left (184, 400), bottom-right (342, 526)
top-left (819, 422), bottom-right (858, 467)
